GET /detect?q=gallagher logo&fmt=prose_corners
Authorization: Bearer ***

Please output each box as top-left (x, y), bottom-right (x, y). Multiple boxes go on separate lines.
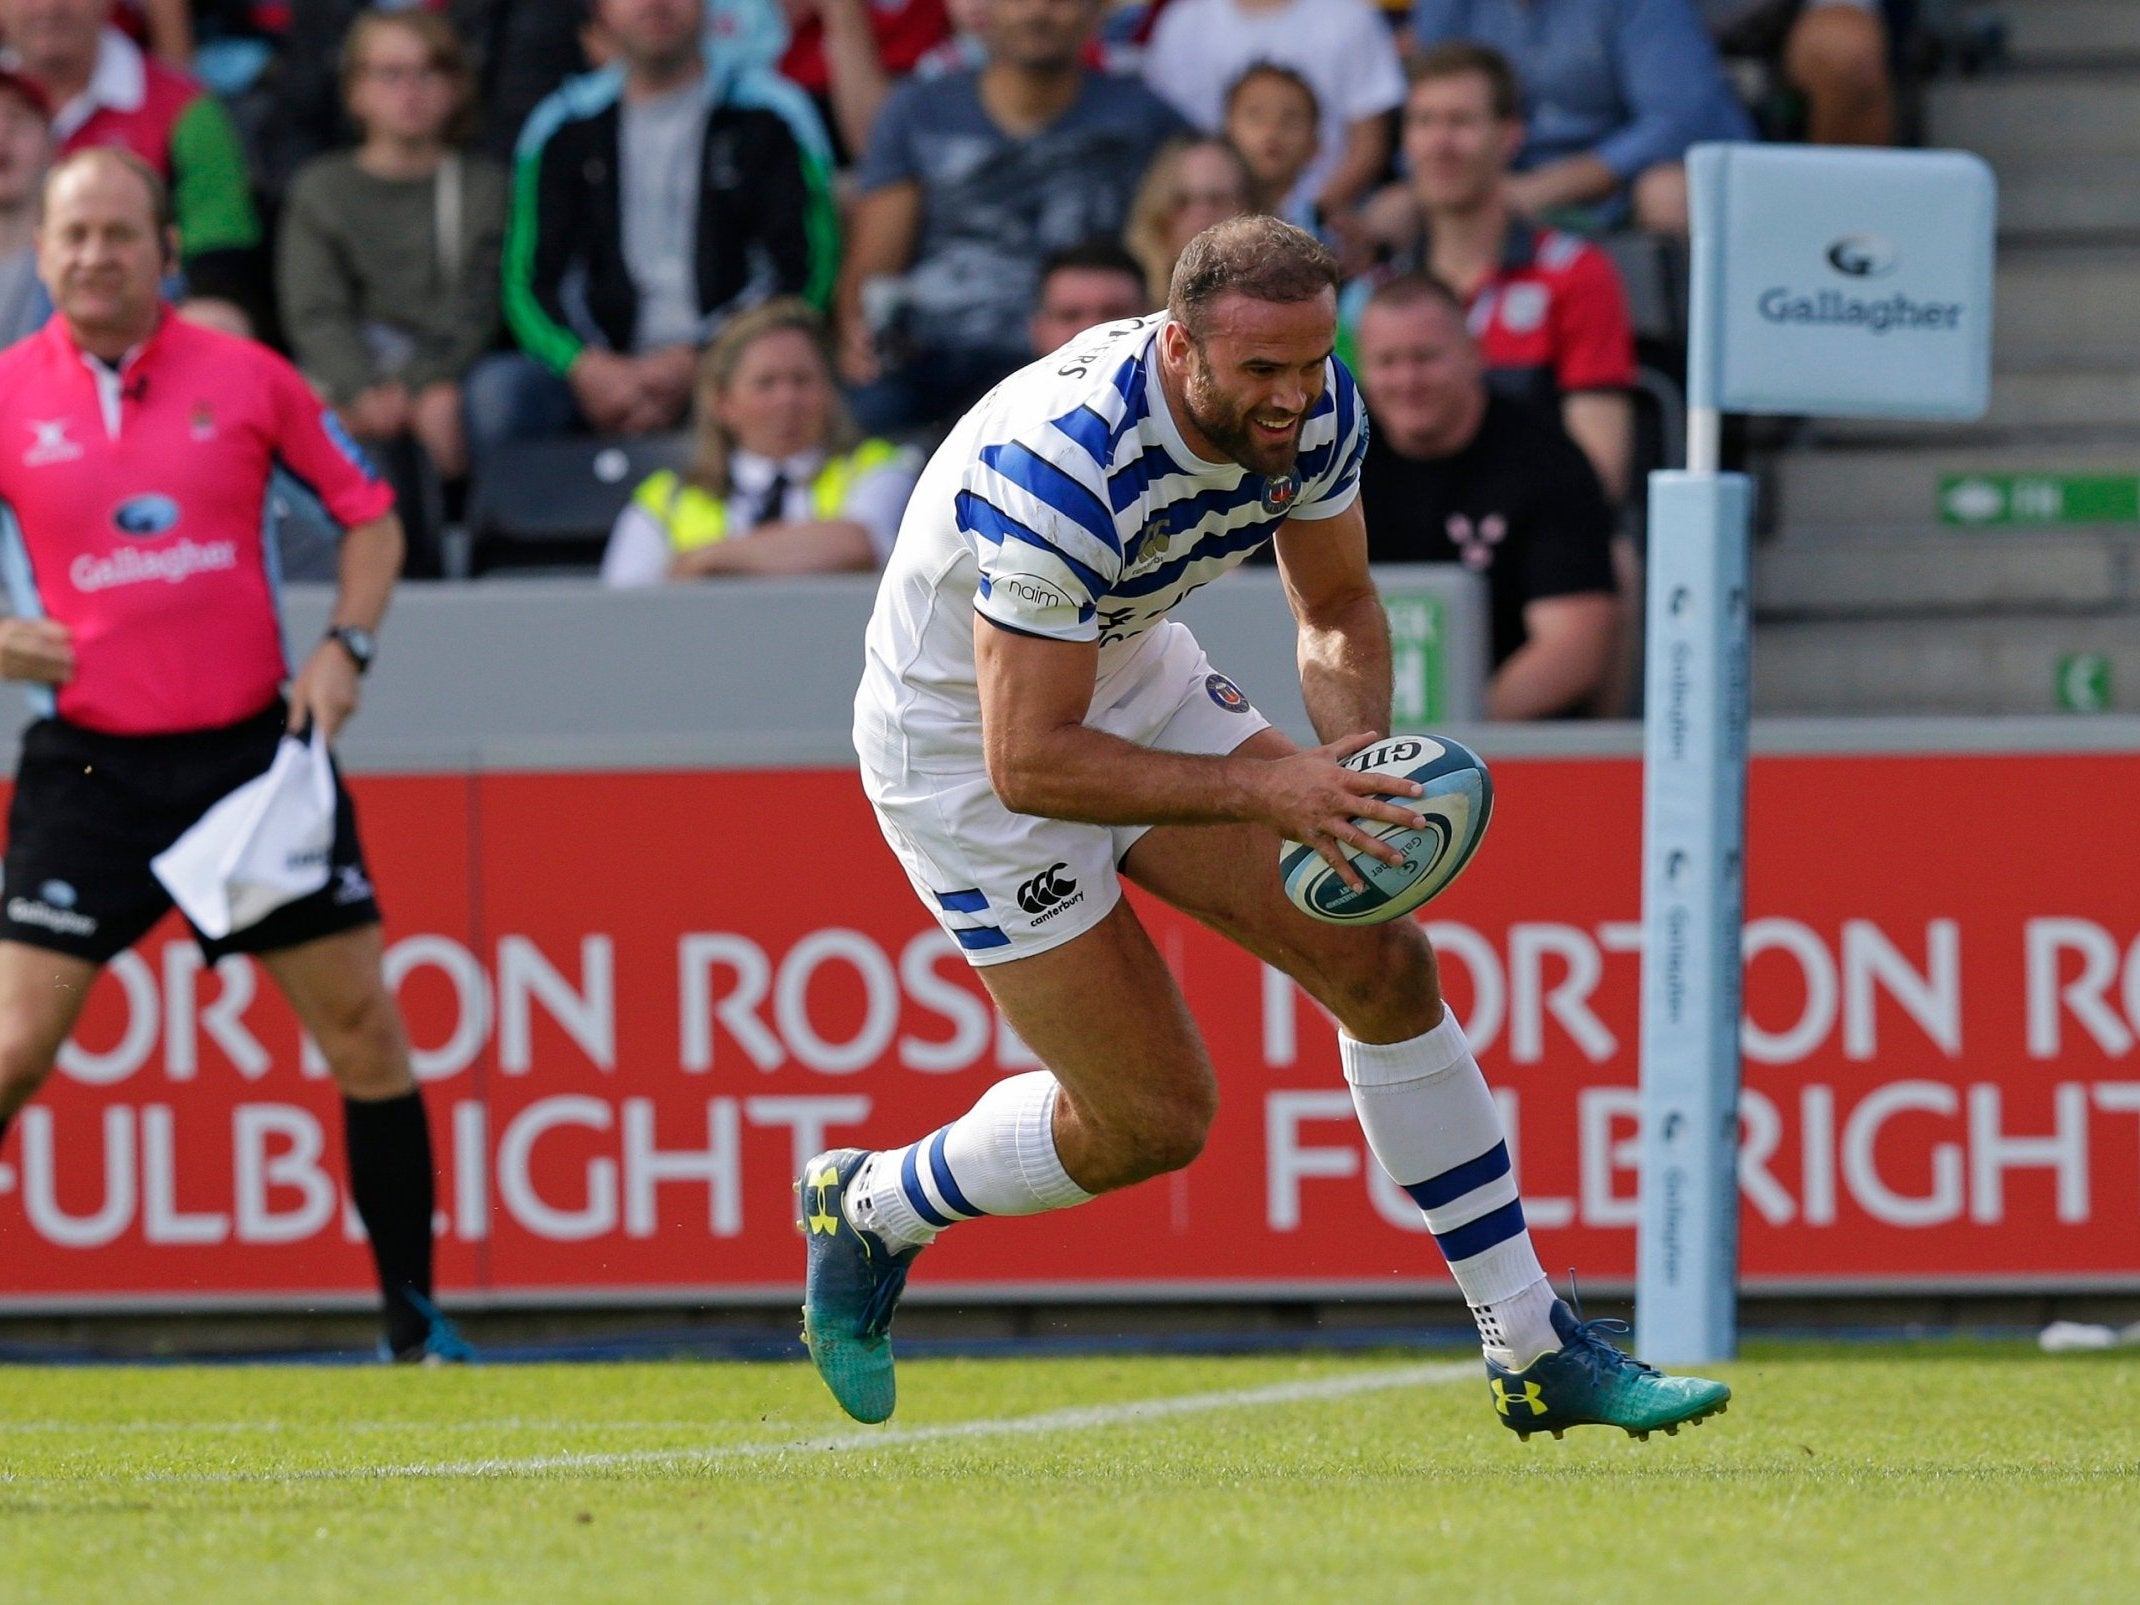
top-left (110, 494), bottom-right (181, 537)
top-left (1205, 672), bottom-right (1249, 712)
top-left (1825, 234), bottom-right (1898, 279)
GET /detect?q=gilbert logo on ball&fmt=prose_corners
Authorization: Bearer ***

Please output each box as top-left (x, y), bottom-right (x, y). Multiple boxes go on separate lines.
top-left (1279, 735), bottom-right (1494, 925)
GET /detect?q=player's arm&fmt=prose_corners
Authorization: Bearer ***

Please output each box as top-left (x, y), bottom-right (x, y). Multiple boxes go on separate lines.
top-left (1270, 498), bottom-right (1394, 742)
top-left (287, 512), bottom-right (404, 740)
top-left (975, 616), bottom-right (1423, 886)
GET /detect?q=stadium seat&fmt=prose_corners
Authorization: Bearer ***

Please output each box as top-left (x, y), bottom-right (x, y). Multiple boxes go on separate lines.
top-left (466, 433), bottom-right (692, 575)
top-left (1598, 231), bottom-right (1689, 350)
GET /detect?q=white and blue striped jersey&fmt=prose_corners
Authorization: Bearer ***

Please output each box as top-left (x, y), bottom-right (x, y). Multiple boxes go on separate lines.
top-left (855, 314), bottom-right (1366, 770)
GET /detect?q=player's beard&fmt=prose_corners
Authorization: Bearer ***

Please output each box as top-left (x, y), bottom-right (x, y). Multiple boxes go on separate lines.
top-left (1182, 345), bottom-right (1306, 478)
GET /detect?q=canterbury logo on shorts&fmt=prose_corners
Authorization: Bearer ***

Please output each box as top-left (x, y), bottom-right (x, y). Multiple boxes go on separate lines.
top-left (1016, 863), bottom-right (1079, 916)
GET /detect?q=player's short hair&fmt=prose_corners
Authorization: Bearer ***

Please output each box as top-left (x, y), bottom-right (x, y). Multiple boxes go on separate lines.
top-left (1167, 214), bottom-right (1337, 344)
top-left (1039, 237), bottom-right (1146, 290)
top-left (1224, 60), bottom-right (1320, 124)
top-left (45, 147), bottom-right (174, 236)
top-left (1408, 41), bottom-right (1523, 123)
top-left (1362, 271), bottom-right (1468, 323)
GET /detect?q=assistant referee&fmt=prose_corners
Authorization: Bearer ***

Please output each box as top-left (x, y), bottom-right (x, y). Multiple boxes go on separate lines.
top-left (0, 150), bottom-right (463, 1362)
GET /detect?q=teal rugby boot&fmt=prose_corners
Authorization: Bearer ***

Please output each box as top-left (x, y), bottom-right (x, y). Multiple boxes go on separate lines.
top-left (1487, 1299), bottom-right (1731, 1442)
top-left (798, 1149), bottom-right (921, 1424)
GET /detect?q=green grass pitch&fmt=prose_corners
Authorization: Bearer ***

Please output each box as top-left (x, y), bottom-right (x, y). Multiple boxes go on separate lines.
top-left (3, 1343), bottom-right (2135, 1602)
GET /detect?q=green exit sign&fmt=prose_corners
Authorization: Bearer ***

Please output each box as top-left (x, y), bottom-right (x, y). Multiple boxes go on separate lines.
top-left (1385, 591), bottom-right (1448, 726)
top-left (1940, 473), bottom-right (2140, 526)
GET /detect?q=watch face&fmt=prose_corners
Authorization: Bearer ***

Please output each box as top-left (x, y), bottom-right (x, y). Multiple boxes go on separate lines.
top-left (335, 628), bottom-right (375, 665)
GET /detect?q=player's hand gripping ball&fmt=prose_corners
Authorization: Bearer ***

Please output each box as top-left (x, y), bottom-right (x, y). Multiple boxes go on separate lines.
top-left (1280, 735), bottom-right (1494, 924)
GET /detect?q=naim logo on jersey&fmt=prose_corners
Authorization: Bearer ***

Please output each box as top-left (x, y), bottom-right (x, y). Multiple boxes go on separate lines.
top-left (996, 573), bottom-right (1067, 612)
top-left (111, 494), bottom-right (182, 538)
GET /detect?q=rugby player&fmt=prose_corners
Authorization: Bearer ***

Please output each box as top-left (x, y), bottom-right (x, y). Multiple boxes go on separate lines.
top-left (804, 214), bottom-right (1727, 1437)
top-left (0, 150), bottom-right (467, 1361)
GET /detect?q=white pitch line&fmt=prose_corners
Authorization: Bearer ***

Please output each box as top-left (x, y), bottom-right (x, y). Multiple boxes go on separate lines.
top-left (29, 1359), bottom-right (1477, 1489)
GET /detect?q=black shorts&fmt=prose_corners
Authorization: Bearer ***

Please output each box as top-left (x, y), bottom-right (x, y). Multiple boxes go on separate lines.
top-left (1, 703), bottom-right (382, 966)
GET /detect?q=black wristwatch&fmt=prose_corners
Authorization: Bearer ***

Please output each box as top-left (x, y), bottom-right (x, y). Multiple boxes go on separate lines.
top-left (326, 625), bottom-right (376, 675)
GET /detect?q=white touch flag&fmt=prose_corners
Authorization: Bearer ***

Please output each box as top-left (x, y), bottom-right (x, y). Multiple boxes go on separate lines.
top-left (151, 731), bottom-right (336, 940)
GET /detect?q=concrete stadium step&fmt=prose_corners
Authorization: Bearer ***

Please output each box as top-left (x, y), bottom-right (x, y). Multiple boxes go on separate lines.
top-left (1926, 75), bottom-right (2140, 166)
top-left (1804, 363), bottom-right (2140, 444)
top-left (1992, 249), bottom-right (2140, 364)
top-left (1770, 442), bottom-right (2140, 528)
top-left (1985, 0), bottom-right (2140, 66)
top-left (1752, 529), bottom-right (2135, 615)
top-left (1753, 614), bottom-right (2138, 715)
top-left (1992, 158), bottom-right (2140, 242)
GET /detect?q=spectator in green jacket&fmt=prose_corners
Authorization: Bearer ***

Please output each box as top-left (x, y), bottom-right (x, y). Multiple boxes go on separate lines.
top-left (466, 0), bottom-right (838, 459)
top-left (3, 0), bottom-right (262, 331)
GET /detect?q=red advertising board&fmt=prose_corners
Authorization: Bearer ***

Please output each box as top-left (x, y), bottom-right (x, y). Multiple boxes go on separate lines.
top-left (4, 752), bottom-right (2138, 1308)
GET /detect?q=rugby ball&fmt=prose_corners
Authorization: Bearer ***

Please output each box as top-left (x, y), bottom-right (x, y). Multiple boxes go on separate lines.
top-left (1279, 735), bottom-right (1493, 925)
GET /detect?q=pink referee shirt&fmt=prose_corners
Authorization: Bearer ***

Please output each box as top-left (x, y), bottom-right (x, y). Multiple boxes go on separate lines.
top-left (0, 311), bottom-right (395, 736)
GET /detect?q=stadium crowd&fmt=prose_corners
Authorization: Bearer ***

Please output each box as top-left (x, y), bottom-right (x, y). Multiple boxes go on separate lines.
top-left (0, 0), bottom-right (1904, 720)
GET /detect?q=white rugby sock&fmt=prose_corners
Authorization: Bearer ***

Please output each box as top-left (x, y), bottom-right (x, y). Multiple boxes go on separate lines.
top-left (1342, 1012), bottom-right (1560, 1369)
top-left (845, 1071), bottom-right (1093, 1252)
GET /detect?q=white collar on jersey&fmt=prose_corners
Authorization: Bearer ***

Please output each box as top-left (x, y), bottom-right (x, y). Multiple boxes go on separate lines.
top-left (46, 28), bottom-right (147, 145)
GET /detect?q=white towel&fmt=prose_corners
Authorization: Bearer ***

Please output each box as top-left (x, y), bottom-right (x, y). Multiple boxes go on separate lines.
top-left (151, 732), bottom-right (337, 940)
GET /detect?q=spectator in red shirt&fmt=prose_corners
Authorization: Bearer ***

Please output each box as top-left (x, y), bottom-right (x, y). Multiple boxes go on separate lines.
top-left (1, 0), bottom-right (261, 330)
top-left (781, 0), bottom-right (949, 157)
top-left (1348, 44), bottom-right (1635, 499)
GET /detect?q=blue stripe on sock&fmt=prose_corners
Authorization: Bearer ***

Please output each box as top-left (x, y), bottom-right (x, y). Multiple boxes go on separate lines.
top-left (1432, 1198), bottom-right (1528, 1263)
top-left (952, 925), bottom-right (1011, 950)
top-left (936, 888), bottom-right (988, 913)
top-left (900, 1144), bottom-right (953, 1228)
top-left (1403, 1141), bottom-right (1513, 1211)
top-left (925, 1127), bottom-right (982, 1219)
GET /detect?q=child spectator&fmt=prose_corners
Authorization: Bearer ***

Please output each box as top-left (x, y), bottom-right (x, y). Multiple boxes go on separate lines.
top-left (602, 299), bottom-right (918, 586)
top-left (1223, 61), bottom-right (1318, 226)
top-left (1141, 0), bottom-right (1404, 224)
top-left (1122, 133), bottom-right (1251, 304)
top-left (277, 10), bottom-right (506, 490)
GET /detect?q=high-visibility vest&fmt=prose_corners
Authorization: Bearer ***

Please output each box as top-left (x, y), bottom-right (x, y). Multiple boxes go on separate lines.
top-left (632, 439), bottom-right (905, 555)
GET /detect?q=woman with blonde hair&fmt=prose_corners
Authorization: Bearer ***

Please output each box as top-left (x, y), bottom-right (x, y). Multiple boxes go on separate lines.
top-left (1123, 135), bottom-right (1254, 304)
top-left (602, 300), bottom-right (920, 586)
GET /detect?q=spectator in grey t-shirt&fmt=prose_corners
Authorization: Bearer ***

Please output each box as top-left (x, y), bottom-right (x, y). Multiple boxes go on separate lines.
top-left (835, 0), bottom-right (1184, 433)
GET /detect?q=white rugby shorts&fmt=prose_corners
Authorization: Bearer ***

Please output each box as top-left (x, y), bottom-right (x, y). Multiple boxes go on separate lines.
top-left (861, 622), bottom-right (1271, 965)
